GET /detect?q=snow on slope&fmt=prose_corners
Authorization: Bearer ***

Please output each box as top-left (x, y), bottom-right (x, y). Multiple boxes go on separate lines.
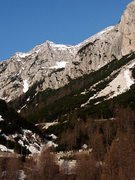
top-left (0, 144), bottom-right (14, 153)
top-left (49, 61), bottom-right (68, 69)
top-left (124, 69), bottom-right (134, 89)
top-left (14, 26), bottom-right (114, 65)
top-left (16, 52), bottom-right (31, 59)
top-left (23, 80), bottom-right (29, 93)
top-left (41, 122), bottom-right (59, 129)
top-left (81, 60), bottom-right (135, 107)
top-left (0, 129), bottom-right (44, 154)
top-left (0, 115), bottom-right (4, 122)
top-left (95, 61), bottom-right (135, 100)
top-left (21, 129), bottom-right (43, 154)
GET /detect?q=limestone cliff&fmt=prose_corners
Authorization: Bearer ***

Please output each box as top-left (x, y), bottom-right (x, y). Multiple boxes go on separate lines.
top-left (0, 0), bottom-right (135, 102)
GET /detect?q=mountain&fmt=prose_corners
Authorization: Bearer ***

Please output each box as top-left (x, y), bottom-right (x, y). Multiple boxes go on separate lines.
top-left (1, 1), bottom-right (135, 180)
top-left (0, 26), bottom-right (116, 102)
top-left (0, 0), bottom-right (135, 154)
top-left (1, 1), bottom-right (135, 104)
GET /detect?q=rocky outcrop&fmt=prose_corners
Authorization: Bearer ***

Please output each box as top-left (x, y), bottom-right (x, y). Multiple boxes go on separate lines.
top-left (73, 26), bottom-right (122, 76)
top-left (0, 1), bottom-right (135, 102)
top-left (0, 41), bottom-right (78, 101)
top-left (70, 0), bottom-right (135, 76)
top-left (119, 0), bottom-right (135, 56)
top-left (0, 27), bottom-right (118, 101)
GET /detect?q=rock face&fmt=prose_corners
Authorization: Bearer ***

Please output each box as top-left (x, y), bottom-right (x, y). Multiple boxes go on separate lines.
top-left (74, 26), bottom-right (122, 76)
top-left (0, 42), bottom-right (79, 101)
top-left (0, 0), bottom-right (135, 102)
top-left (119, 0), bottom-right (135, 56)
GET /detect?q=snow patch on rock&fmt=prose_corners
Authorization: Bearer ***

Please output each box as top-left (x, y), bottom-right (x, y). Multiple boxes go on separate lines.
top-left (0, 115), bottom-right (4, 122)
top-left (47, 141), bottom-right (58, 148)
top-left (0, 144), bottom-right (14, 153)
top-left (49, 134), bottom-right (57, 140)
top-left (80, 60), bottom-right (135, 107)
top-left (16, 52), bottom-right (31, 59)
top-left (94, 61), bottom-right (135, 100)
top-left (49, 61), bottom-right (68, 69)
top-left (23, 80), bottom-right (29, 93)
top-left (18, 140), bottom-right (24, 147)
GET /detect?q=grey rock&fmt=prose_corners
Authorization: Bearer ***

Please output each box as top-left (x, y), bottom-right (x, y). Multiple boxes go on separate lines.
top-left (0, 0), bottom-right (135, 102)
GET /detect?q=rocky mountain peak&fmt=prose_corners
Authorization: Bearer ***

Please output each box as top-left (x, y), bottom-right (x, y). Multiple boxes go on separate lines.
top-left (0, 1), bottom-right (135, 102)
top-left (119, 0), bottom-right (135, 56)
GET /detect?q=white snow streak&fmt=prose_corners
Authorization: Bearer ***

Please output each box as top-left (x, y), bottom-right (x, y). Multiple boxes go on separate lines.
top-left (18, 140), bottom-right (24, 147)
top-left (0, 144), bottom-right (14, 153)
top-left (16, 52), bottom-right (30, 59)
top-left (12, 133), bottom-right (18, 138)
top-left (49, 134), bottom-right (57, 140)
top-left (0, 115), bottom-right (4, 122)
top-left (81, 60), bottom-right (135, 107)
top-left (21, 129), bottom-right (43, 154)
top-left (49, 61), bottom-right (67, 69)
top-left (47, 141), bottom-right (58, 148)
top-left (42, 122), bottom-right (59, 129)
top-left (53, 44), bottom-right (72, 49)
top-left (23, 80), bottom-right (29, 93)
top-left (124, 70), bottom-right (134, 89)
top-left (0, 145), bottom-right (7, 152)
top-left (17, 104), bottom-right (27, 113)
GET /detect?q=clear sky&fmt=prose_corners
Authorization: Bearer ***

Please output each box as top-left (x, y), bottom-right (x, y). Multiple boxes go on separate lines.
top-left (0, 0), bottom-right (132, 61)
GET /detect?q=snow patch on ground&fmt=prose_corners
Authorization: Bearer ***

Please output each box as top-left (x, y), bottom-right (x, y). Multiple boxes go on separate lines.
top-left (23, 129), bottom-right (32, 134)
top-left (93, 61), bottom-right (135, 100)
top-left (21, 129), bottom-right (43, 154)
top-left (53, 44), bottom-right (72, 49)
top-left (49, 134), bottom-right (57, 140)
top-left (0, 144), bottom-right (14, 153)
top-left (47, 41), bottom-right (77, 54)
top-left (23, 80), bottom-right (29, 93)
top-left (16, 52), bottom-right (31, 59)
top-left (0, 115), bottom-right (4, 122)
top-left (12, 133), bottom-right (18, 138)
top-left (81, 93), bottom-right (98, 107)
top-left (17, 104), bottom-right (27, 113)
top-left (18, 170), bottom-right (27, 180)
top-left (47, 141), bottom-right (58, 148)
top-left (26, 97), bottom-right (30, 102)
top-left (82, 144), bottom-right (88, 149)
top-left (80, 91), bottom-right (87, 95)
top-left (49, 61), bottom-right (68, 69)
top-left (124, 62), bottom-right (135, 88)
top-left (124, 70), bottom-right (134, 89)
top-left (18, 140), bottom-right (24, 147)
top-left (81, 60), bottom-right (135, 107)
top-left (42, 122), bottom-right (59, 129)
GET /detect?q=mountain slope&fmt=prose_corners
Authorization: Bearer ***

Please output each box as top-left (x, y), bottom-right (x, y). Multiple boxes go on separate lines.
top-left (1, 0), bottom-right (135, 156)
top-left (0, 99), bottom-right (45, 154)
top-left (1, 1), bottom-right (135, 104)
top-left (9, 52), bottom-right (135, 122)
top-left (0, 25), bottom-right (117, 102)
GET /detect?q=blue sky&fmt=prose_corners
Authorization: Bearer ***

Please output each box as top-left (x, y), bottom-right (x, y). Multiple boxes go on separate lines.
top-left (0, 0), bottom-right (132, 61)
